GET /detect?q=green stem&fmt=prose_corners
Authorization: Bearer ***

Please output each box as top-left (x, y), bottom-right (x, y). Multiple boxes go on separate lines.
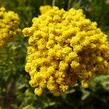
top-left (67, 0), bottom-right (72, 10)
top-left (52, 0), bottom-right (56, 6)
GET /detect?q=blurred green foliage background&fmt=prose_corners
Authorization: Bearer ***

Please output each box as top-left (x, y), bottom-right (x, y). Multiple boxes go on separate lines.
top-left (1, 0), bottom-right (109, 109)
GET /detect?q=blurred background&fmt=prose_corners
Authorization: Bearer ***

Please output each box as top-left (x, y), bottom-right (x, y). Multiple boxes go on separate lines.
top-left (0, 0), bottom-right (109, 109)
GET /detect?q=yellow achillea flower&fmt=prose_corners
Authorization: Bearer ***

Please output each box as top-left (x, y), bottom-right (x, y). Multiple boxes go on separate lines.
top-left (0, 7), bottom-right (20, 47)
top-left (23, 6), bottom-right (109, 96)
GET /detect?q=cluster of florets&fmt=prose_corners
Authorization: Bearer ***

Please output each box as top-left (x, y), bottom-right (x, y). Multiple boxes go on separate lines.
top-left (23, 6), bottom-right (109, 96)
top-left (0, 7), bottom-right (20, 47)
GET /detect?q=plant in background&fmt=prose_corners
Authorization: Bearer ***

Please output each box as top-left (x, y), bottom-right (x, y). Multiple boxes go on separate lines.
top-left (23, 6), bottom-right (109, 96)
top-left (0, 6), bottom-right (25, 109)
top-left (0, 7), bottom-right (20, 47)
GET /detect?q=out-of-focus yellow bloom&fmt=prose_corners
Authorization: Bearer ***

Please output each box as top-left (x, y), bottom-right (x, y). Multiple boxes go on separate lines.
top-left (0, 7), bottom-right (20, 47)
top-left (23, 6), bottom-right (109, 96)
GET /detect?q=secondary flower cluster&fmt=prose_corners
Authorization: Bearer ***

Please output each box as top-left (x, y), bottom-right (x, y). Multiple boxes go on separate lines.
top-left (0, 7), bottom-right (20, 47)
top-left (23, 6), bottom-right (109, 96)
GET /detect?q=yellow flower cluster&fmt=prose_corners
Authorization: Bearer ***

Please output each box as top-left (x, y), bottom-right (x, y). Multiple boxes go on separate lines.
top-left (0, 7), bottom-right (20, 47)
top-left (23, 6), bottom-right (109, 96)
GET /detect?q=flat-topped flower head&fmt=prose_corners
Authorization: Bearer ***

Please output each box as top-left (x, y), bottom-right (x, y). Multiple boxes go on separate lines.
top-left (23, 6), bottom-right (109, 96)
top-left (0, 7), bottom-right (20, 47)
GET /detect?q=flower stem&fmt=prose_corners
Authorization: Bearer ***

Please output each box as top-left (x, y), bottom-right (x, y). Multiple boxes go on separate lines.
top-left (68, 0), bottom-right (72, 10)
top-left (52, 0), bottom-right (56, 6)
